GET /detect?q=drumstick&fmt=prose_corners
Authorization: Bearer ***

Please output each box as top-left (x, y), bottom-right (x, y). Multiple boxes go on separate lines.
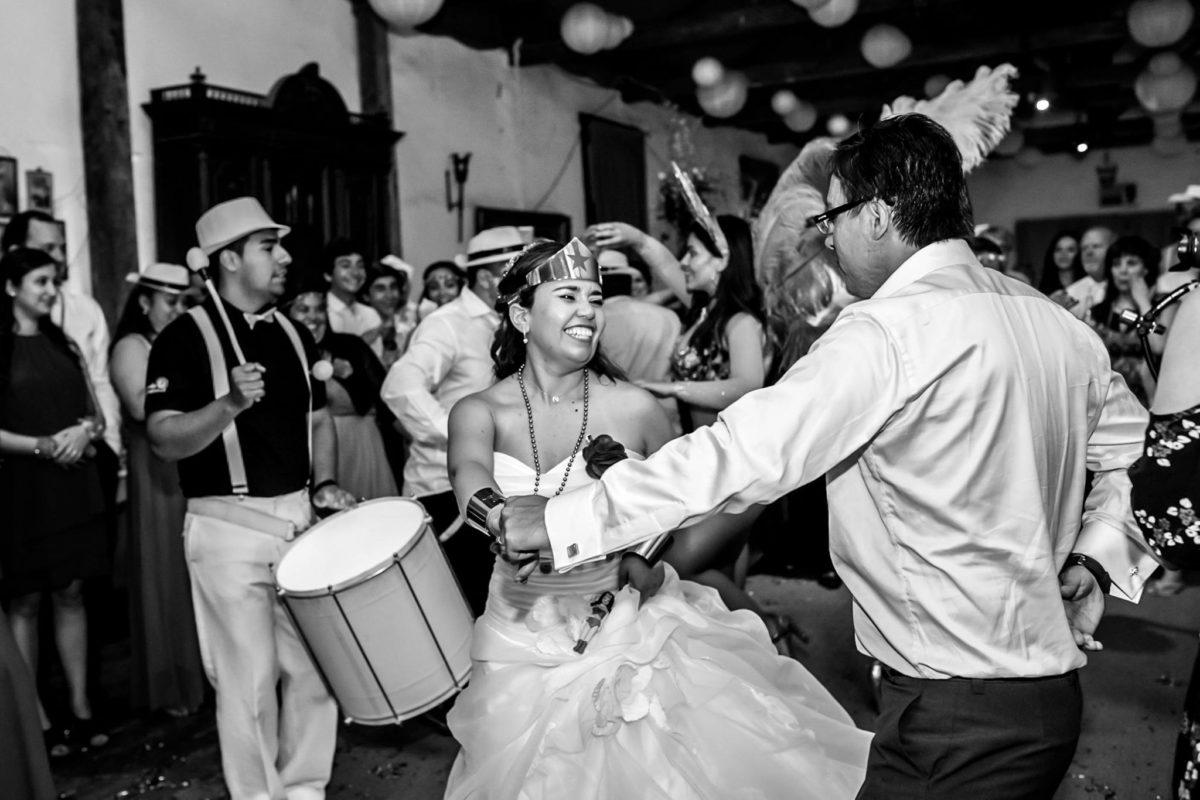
top-left (186, 247), bottom-right (249, 366)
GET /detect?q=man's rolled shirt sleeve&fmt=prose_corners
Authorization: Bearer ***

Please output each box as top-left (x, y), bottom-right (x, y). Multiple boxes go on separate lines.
top-left (546, 316), bottom-right (911, 569)
top-left (381, 317), bottom-right (457, 446)
top-left (1078, 370), bottom-right (1158, 600)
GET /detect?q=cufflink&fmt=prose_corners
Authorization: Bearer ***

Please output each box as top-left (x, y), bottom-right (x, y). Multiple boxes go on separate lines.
top-left (1130, 566), bottom-right (1140, 576)
top-left (567, 544), bottom-right (579, 558)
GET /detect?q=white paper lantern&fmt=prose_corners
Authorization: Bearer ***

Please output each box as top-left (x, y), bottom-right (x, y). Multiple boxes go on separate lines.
top-left (603, 14), bottom-right (634, 49)
top-left (860, 24), bottom-right (911, 69)
top-left (772, 90), bottom-right (799, 116)
top-left (561, 3), bottom-right (612, 55)
top-left (809, 0), bottom-right (858, 28)
top-left (367, 0), bottom-right (444, 30)
top-left (826, 113), bottom-right (852, 136)
top-left (692, 57), bottom-right (725, 88)
top-left (790, 0), bottom-right (833, 8)
top-left (924, 74), bottom-right (951, 98)
top-left (993, 128), bottom-right (1025, 156)
top-left (784, 101), bottom-right (818, 132)
top-left (1128, 0), bottom-right (1195, 48)
top-left (1136, 59), bottom-right (1197, 112)
top-left (698, 72), bottom-right (748, 118)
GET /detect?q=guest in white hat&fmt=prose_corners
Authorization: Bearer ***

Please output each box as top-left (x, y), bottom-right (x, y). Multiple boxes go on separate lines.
top-left (145, 196), bottom-right (354, 800)
top-left (382, 225), bottom-right (531, 615)
top-left (364, 254), bottom-right (419, 368)
top-left (109, 262), bottom-right (204, 719)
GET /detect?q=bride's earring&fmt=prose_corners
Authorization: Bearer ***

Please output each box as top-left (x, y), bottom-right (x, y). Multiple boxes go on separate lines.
top-left (522, 330), bottom-right (528, 344)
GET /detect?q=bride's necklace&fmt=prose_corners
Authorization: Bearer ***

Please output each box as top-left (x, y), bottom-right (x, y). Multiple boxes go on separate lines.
top-left (517, 364), bottom-right (589, 496)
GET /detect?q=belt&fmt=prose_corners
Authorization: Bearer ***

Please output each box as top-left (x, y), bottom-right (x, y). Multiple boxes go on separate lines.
top-left (187, 497), bottom-right (297, 541)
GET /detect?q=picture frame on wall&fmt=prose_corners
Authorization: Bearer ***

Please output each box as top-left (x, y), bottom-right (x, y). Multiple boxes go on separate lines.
top-left (0, 156), bottom-right (17, 218)
top-left (26, 168), bottom-right (53, 214)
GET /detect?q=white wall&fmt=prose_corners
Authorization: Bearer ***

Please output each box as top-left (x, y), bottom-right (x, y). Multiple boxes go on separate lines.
top-left (969, 142), bottom-right (1200, 232)
top-left (388, 34), bottom-right (798, 269)
top-left (0, 0), bottom-right (91, 291)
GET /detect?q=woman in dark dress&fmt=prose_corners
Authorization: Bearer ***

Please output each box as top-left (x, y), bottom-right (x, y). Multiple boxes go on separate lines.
top-left (1130, 270), bottom-right (1200, 800)
top-left (0, 247), bottom-right (110, 755)
top-left (109, 263), bottom-right (204, 717)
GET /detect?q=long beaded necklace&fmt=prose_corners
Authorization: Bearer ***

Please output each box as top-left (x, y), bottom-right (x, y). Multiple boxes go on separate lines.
top-left (517, 364), bottom-right (589, 496)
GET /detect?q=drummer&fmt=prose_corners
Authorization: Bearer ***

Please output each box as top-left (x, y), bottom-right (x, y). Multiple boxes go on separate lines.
top-left (145, 197), bottom-right (355, 800)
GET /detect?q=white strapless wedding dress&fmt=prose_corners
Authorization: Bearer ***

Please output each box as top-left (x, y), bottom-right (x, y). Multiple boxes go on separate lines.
top-left (443, 453), bottom-right (869, 800)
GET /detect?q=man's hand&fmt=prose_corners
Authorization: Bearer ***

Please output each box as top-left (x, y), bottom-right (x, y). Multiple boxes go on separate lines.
top-left (312, 483), bottom-right (356, 513)
top-left (1060, 564), bottom-right (1105, 651)
top-left (228, 363), bottom-right (266, 411)
top-left (619, 554), bottom-right (665, 608)
top-left (499, 495), bottom-right (550, 580)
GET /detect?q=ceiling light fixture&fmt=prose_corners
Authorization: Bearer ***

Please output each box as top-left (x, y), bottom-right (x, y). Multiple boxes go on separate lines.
top-left (1035, 97), bottom-right (1051, 112)
top-left (1076, 141), bottom-right (1089, 154)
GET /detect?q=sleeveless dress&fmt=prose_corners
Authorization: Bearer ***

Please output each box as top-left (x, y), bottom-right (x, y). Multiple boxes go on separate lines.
top-left (443, 453), bottom-right (870, 800)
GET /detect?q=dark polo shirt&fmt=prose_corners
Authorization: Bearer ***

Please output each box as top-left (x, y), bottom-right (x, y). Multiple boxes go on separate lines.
top-left (145, 297), bottom-right (326, 499)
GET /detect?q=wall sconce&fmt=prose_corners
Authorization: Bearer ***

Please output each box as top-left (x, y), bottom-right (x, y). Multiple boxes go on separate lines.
top-left (445, 152), bottom-right (471, 241)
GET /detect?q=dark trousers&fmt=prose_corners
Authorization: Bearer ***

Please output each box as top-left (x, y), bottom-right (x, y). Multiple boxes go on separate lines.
top-left (857, 668), bottom-right (1082, 800)
top-left (419, 491), bottom-right (492, 617)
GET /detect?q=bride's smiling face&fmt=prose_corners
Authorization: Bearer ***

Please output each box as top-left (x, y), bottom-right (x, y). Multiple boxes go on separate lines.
top-left (515, 280), bottom-right (605, 363)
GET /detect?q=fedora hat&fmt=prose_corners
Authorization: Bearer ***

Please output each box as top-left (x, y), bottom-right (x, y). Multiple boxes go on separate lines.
top-left (124, 262), bottom-right (191, 294)
top-left (195, 197), bottom-right (290, 255)
top-left (456, 226), bottom-right (532, 269)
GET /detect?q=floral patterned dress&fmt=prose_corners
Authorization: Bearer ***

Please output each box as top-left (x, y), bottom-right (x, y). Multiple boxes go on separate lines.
top-left (1130, 403), bottom-right (1200, 799)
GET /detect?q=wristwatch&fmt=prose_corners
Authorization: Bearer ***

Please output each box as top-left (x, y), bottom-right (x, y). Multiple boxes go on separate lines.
top-left (1064, 552), bottom-right (1112, 594)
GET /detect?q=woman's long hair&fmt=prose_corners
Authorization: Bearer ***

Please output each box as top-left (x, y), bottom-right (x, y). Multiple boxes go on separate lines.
top-left (0, 247), bottom-right (81, 402)
top-left (491, 240), bottom-right (624, 382)
top-left (112, 286), bottom-right (159, 345)
top-left (1090, 235), bottom-right (1160, 328)
top-left (684, 215), bottom-right (768, 366)
top-left (1038, 230), bottom-right (1085, 294)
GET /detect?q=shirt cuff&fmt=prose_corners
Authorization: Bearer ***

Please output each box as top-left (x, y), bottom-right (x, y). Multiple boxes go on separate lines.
top-left (546, 484), bottom-right (606, 571)
top-left (1074, 517), bottom-right (1159, 602)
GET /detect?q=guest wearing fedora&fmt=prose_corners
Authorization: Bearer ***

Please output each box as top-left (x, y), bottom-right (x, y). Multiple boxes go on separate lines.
top-left (382, 226), bottom-right (531, 615)
top-left (145, 197), bottom-right (355, 800)
top-left (109, 263), bottom-right (204, 718)
top-left (365, 255), bottom-right (420, 369)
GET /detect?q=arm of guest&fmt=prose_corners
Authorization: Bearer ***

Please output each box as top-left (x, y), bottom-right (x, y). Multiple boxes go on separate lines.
top-left (380, 317), bottom-right (457, 447)
top-left (447, 395), bottom-right (501, 518)
top-left (110, 336), bottom-right (150, 421)
top-left (542, 314), bottom-right (909, 568)
top-left (661, 313), bottom-right (767, 412)
top-left (0, 430), bottom-right (55, 457)
top-left (78, 295), bottom-right (123, 453)
top-left (310, 406), bottom-right (338, 488)
top-left (146, 400), bottom-right (242, 462)
top-left (1075, 370), bottom-right (1159, 601)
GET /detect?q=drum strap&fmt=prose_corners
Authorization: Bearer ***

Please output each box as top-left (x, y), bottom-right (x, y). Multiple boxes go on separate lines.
top-left (189, 306), bottom-right (313, 496)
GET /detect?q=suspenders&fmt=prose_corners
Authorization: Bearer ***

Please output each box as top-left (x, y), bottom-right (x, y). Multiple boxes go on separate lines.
top-left (188, 306), bottom-right (313, 496)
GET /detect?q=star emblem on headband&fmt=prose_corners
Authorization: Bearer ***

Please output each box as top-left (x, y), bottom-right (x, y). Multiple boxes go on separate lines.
top-left (513, 237), bottom-right (602, 299)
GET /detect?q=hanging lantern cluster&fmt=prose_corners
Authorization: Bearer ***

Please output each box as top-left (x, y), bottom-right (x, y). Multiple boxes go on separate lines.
top-left (1135, 51), bottom-right (1198, 113)
top-left (770, 90), bottom-right (818, 132)
top-left (367, 0), bottom-right (445, 31)
top-left (808, 0), bottom-right (858, 28)
top-left (861, 24), bottom-right (911, 68)
top-left (694, 61), bottom-right (749, 118)
top-left (1127, 0), bottom-right (1194, 48)
top-left (560, 3), bottom-right (635, 55)
top-left (826, 113), bottom-right (852, 136)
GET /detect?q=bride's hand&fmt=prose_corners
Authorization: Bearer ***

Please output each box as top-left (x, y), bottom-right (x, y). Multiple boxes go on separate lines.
top-left (619, 554), bottom-right (665, 608)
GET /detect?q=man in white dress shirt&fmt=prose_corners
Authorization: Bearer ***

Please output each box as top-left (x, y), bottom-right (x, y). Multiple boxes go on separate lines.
top-left (381, 226), bottom-right (529, 615)
top-left (1063, 225), bottom-right (1114, 320)
top-left (500, 115), bottom-right (1156, 798)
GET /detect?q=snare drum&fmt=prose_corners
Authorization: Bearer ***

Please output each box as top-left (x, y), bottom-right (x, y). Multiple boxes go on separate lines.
top-left (274, 498), bottom-right (473, 725)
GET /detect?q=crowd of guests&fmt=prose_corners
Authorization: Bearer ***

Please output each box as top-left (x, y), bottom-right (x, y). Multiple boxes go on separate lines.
top-left (2, 176), bottom-right (1200, 798)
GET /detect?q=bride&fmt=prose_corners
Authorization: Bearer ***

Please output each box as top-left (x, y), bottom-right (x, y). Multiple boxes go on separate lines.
top-left (444, 238), bottom-right (868, 799)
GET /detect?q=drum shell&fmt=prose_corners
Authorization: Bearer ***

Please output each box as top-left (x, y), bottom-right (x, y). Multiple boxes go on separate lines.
top-left (277, 500), bottom-right (473, 724)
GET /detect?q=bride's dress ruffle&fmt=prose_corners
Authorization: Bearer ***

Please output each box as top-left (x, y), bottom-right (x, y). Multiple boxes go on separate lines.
top-left (443, 453), bottom-right (869, 799)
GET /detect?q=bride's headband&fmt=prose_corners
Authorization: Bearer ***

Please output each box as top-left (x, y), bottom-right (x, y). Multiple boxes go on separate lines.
top-left (501, 237), bottom-right (602, 305)
top-left (672, 161), bottom-right (729, 260)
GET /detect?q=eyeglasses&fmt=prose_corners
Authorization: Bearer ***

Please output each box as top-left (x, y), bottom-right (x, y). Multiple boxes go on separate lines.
top-left (808, 197), bottom-right (869, 235)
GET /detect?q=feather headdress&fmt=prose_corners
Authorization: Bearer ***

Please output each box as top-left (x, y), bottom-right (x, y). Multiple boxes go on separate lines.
top-left (753, 63), bottom-right (1018, 375)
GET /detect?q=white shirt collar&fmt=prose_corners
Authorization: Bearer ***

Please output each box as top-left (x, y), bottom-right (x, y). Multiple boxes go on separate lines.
top-left (457, 287), bottom-right (498, 319)
top-left (872, 239), bottom-right (977, 300)
top-left (326, 292), bottom-right (353, 313)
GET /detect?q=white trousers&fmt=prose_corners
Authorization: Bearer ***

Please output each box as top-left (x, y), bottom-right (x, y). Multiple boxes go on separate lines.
top-left (183, 490), bottom-right (338, 800)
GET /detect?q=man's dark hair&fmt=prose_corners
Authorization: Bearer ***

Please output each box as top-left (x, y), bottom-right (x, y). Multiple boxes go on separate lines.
top-left (0, 209), bottom-right (56, 252)
top-left (210, 234), bottom-right (252, 285)
top-left (831, 113), bottom-right (973, 248)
